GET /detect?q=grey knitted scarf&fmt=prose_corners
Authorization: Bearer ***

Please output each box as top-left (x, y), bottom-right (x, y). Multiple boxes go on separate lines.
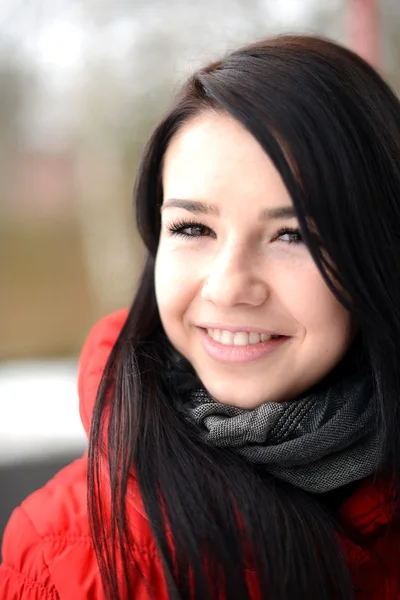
top-left (184, 372), bottom-right (383, 493)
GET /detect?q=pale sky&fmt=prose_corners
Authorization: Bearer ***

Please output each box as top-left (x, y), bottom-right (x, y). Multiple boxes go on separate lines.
top-left (0, 0), bottom-right (341, 148)
top-left (0, 0), bottom-right (325, 74)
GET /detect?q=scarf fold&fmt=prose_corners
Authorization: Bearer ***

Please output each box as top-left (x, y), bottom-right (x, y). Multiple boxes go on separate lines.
top-left (183, 372), bottom-right (383, 493)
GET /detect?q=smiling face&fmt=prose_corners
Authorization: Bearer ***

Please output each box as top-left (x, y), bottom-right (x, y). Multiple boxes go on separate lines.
top-left (155, 111), bottom-right (354, 408)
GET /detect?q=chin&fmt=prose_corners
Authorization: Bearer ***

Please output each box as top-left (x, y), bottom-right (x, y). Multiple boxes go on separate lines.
top-left (203, 383), bottom-right (275, 409)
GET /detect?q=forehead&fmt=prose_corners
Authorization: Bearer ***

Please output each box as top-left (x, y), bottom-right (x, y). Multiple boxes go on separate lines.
top-left (162, 111), bottom-right (291, 207)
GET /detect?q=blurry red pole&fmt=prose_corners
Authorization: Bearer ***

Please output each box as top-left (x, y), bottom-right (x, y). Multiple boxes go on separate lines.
top-left (347, 0), bottom-right (380, 68)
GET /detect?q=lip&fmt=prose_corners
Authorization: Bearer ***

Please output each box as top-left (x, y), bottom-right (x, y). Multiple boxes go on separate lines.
top-left (198, 327), bottom-right (289, 364)
top-left (198, 323), bottom-right (281, 335)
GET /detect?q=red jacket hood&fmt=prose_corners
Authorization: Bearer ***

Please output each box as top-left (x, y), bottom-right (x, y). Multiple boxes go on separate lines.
top-left (78, 308), bottom-right (128, 438)
top-left (77, 310), bottom-right (396, 563)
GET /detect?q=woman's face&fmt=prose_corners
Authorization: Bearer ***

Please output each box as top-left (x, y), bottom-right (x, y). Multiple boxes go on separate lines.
top-left (155, 111), bottom-right (353, 408)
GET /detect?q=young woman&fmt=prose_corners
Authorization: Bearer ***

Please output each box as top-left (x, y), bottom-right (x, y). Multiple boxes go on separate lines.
top-left (1, 34), bottom-right (400, 600)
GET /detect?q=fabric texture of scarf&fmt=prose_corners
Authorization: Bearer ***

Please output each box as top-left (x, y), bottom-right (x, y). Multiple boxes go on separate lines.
top-left (183, 371), bottom-right (383, 493)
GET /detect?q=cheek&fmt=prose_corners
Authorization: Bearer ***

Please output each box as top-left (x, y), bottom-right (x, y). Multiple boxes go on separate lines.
top-left (275, 261), bottom-right (351, 337)
top-left (155, 244), bottom-right (196, 322)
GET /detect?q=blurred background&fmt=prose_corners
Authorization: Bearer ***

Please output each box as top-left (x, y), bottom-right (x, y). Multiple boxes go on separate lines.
top-left (0, 0), bottom-right (399, 548)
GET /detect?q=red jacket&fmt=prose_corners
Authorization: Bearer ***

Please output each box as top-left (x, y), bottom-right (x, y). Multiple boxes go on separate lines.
top-left (1, 310), bottom-right (399, 599)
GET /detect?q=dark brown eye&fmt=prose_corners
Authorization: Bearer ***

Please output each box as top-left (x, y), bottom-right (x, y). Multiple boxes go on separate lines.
top-left (168, 220), bottom-right (214, 239)
top-left (275, 228), bottom-right (303, 245)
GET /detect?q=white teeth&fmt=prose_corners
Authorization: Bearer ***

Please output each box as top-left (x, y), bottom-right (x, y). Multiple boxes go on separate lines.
top-left (212, 328), bottom-right (221, 342)
top-left (233, 332), bottom-right (248, 346)
top-left (249, 332), bottom-right (261, 345)
top-left (220, 330), bottom-right (234, 345)
top-left (206, 329), bottom-right (273, 346)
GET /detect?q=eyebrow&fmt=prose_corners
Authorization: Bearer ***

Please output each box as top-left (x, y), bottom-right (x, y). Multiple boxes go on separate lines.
top-left (161, 199), bottom-right (296, 220)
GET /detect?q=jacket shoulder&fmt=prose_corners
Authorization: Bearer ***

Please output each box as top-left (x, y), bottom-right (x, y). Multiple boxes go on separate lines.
top-left (0, 456), bottom-right (97, 599)
top-left (1, 454), bottom-right (165, 599)
top-left (0, 504), bottom-right (60, 599)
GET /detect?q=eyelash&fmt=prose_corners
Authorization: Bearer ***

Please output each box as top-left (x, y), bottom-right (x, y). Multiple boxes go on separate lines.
top-left (167, 220), bottom-right (303, 245)
top-left (167, 220), bottom-right (214, 239)
top-left (274, 227), bottom-right (304, 245)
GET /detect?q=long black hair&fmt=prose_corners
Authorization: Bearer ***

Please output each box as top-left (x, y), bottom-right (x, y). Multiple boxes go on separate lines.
top-left (88, 35), bottom-right (400, 599)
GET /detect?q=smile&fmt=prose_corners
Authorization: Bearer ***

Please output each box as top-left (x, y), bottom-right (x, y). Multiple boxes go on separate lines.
top-left (199, 327), bottom-right (288, 364)
top-left (207, 328), bottom-right (277, 346)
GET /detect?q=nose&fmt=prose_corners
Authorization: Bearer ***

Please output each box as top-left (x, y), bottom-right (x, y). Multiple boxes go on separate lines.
top-left (201, 243), bottom-right (269, 308)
